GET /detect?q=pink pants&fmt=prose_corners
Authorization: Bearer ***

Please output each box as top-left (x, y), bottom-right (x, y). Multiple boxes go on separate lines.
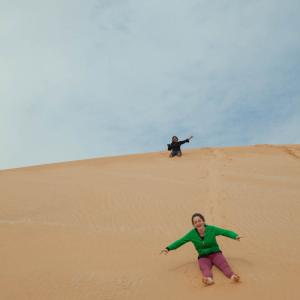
top-left (198, 252), bottom-right (234, 278)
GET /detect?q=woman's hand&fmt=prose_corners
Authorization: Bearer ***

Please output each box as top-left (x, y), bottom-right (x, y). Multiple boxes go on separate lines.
top-left (188, 135), bottom-right (194, 141)
top-left (236, 236), bottom-right (243, 241)
top-left (160, 248), bottom-right (169, 255)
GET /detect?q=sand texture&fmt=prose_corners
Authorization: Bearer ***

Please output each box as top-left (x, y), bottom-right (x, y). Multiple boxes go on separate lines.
top-left (1, 144), bottom-right (300, 300)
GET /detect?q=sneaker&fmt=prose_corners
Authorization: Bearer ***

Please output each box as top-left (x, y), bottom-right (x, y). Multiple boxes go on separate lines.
top-left (230, 274), bottom-right (240, 282)
top-left (202, 277), bottom-right (214, 285)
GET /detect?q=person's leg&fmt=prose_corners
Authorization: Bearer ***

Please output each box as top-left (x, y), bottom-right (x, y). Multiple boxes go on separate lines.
top-left (169, 151), bottom-right (175, 157)
top-left (176, 150), bottom-right (182, 157)
top-left (211, 252), bottom-right (239, 281)
top-left (198, 257), bottom-right (214, 285)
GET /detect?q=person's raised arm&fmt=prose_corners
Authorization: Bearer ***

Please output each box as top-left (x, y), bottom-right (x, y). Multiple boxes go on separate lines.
top-left (179, 135), bottom-right (193, 145)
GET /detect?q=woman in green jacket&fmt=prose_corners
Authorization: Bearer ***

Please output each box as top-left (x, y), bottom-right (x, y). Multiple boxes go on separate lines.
top-left (161, 213), bottom-right (241, 285)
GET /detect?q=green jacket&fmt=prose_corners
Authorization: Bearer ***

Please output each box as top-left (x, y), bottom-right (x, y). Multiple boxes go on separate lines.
top-left (166, 225), bottom-right (238, 257)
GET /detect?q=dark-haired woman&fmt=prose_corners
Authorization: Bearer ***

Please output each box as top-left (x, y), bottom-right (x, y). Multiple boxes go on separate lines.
top-left (167, 135), bottom-right (193, 157)
top-left (161, 213), bottom-right (241, 285)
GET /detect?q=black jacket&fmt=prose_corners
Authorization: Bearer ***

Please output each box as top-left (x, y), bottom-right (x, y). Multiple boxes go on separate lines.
top-left (167, 139), bottom-right (189, 151)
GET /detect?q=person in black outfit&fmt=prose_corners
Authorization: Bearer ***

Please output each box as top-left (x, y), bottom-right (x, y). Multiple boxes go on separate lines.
top-left (168, 135), bottom-right (193, 157)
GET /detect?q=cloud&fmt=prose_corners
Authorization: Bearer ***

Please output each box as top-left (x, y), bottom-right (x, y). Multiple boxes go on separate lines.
top-left (1, 0), bottom-right (300, 169)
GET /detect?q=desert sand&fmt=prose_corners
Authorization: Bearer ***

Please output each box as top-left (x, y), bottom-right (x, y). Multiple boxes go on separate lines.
top-left (1, 144), bottom-right (300, 300)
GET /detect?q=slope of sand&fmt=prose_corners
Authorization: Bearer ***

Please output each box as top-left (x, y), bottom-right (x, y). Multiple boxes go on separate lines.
top-left (1, 145), bottom-right (300, 300)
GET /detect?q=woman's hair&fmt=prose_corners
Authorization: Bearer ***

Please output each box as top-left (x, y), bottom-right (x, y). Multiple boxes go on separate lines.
top-left (191, 213), bottom-right (205, 224)
top-left (172, 136), bottom-right (178, 141)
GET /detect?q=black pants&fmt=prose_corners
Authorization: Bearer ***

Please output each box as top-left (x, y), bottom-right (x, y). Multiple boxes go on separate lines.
top-left (169, 150), bottom-right (182, 157)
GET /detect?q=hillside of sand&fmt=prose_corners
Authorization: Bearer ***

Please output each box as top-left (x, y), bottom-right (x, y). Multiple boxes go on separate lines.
top-left (1, 144), bottom-right (300, 300)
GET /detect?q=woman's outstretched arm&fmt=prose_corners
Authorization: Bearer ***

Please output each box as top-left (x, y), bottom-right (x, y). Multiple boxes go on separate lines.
top-left (161, 232), bottom-right (191, 254)
top-left (213, 226), bottom-right (240, 240)
top-left (179, 135), bottom-right (193, 145)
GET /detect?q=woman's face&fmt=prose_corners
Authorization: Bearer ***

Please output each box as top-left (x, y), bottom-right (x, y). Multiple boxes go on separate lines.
top-left (193, 216), bottom-right (205, 229)
top-left (172, 137), bottom-right (178, 142)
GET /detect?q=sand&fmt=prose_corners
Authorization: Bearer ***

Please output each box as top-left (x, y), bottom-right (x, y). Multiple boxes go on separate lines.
top-left (1, 144), bottom-right (300, 300)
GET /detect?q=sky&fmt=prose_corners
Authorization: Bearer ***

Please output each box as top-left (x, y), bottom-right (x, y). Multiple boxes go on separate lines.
top-left (1, 0), bottom-right (300, 169)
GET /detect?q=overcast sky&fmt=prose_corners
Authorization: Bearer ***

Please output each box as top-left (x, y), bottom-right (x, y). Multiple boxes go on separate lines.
top-left (1, 0), bottom-right (300, 169)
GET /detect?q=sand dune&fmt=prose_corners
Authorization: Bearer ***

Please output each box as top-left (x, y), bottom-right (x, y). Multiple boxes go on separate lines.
top-left (1, 144), bottom-right (300, 300)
